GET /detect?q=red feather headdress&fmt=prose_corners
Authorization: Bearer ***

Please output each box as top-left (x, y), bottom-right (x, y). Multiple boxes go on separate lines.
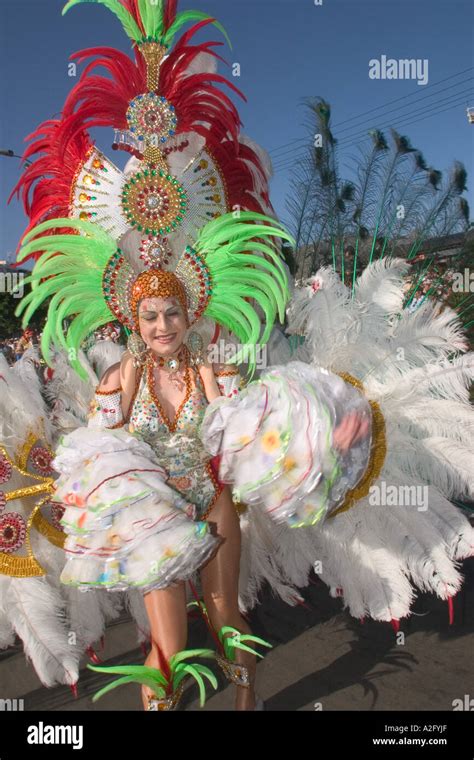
top-left (10, 0), bottom-right (276, 263)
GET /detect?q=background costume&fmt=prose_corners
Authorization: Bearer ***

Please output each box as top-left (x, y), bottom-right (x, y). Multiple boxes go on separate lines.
top-left (1, 0), bottom-right (472, 698)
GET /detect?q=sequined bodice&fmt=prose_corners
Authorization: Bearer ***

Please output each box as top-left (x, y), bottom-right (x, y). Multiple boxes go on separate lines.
top-left (128, 362), bottom-right (211, 473)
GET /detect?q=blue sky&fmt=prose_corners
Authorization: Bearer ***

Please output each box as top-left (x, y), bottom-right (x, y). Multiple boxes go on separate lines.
top-left (1, 0), bottom-right (473, 259)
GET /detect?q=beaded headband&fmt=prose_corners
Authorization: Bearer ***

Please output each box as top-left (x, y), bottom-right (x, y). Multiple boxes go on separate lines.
top-left (103, 226), bottom-right (213, 332)
top-left (130, 269), bottom-right (190, 330)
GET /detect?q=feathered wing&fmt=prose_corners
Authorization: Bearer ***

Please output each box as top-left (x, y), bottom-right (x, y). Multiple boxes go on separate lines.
top-left (0, 353), bottom-right (131, 686)
top-left (0, 355), bottom-right (80, 687)
top-left (41, 348), bottom-right (99, 439)
top-left (237, 259), bottom-right (474, 622)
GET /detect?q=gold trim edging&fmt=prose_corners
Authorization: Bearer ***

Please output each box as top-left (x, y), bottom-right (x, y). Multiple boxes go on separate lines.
top-left (327, 372), bottom-right (387, 519)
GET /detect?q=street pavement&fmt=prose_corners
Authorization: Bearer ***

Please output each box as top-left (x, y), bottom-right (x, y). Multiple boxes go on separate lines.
top-left (1, 558), bottom-right (472, 712)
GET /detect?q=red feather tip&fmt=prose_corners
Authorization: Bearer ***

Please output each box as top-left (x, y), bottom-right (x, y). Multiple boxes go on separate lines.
top-left (120, 0), bottom-right (178, 36)
top-left (164, 0), bottom-right (178, 32)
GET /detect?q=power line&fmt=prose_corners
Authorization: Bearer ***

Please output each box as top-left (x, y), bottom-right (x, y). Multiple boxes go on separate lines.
top-left (335, 77), bottom-right (473, 136)
top-left (270, 76), bottom-right (473, 164)
top-left (335, 89), bottom-right (473, 148)
top-left (266, 66), bottom-right (474, 158)
top-left (273, 87), bottom-right (473, 169)
top-left (268, 66), bottom-right (474, 156)
top-left (340, 96), bottom-right (474, 153)
top-left (272, 90), bottom-right (474, 173)
top-left (273, 95), bottom-right (472, 173)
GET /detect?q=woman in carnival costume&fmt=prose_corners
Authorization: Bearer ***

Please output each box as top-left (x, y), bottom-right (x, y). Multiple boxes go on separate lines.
top-left (5, 0), bottom-right (474, 711)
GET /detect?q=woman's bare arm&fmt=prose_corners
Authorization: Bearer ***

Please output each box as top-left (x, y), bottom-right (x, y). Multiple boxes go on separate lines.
top-left (97, 362), bottom-right (121, 392)
top-left (198, 357), bottom-right (242, 403)
top-left (119, 350), bottom-right (138, 421)
top-left (198, 364), bottom-right (222, 402)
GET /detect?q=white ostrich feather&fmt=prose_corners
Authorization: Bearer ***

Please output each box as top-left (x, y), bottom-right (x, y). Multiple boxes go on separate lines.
top-left (4, 578), bottom-right (79, 687)
top-left (381, 424), bottom-right (472, 500)
top-left (11, 347), bottom-right (49, 412)
top-left (239, 133), bottom-right (274, 181)
top-left (0, 354), bottom-right (53, 445)
top-left (86, 340), bottom-right (124, 382)
top-left (401, 354), bottom-right (474, 402)
top-left (286, 267), bottom-right (358, 367)
top-left (367, 498), bottom-right (463, 596)
top-left (315, 509), bottom-right (415, 621)
top-left (349, 259), bottom-right (410, 355)
top-left (95, 590), bottom-right (123, 623)
top-left (238, 507), bottom-right (304, 611)
top-left (372, 353), bottom-right (474, 406)
top-left (389, 300), bottom-right (468, 363)
top-left (0, 579), bottom-right (15, 648)
top-left (417, 438), bottom-right (473, 497)
top-left (397, 399), bottom-right (474, 448)
top-left (42, 348), bottom-right (97, 434)
top-left (62, 588), bottom-right (115, 651)
top-left (354, 257), bottom-right (410, 315)
top-left (411, 484), bottom-right (474, 560)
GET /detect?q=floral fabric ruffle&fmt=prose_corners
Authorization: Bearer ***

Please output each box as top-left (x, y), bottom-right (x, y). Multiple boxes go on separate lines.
top-left (51, 427), bottom-right (220, 593)
top-left (200, 362), bottom-right (373, 528)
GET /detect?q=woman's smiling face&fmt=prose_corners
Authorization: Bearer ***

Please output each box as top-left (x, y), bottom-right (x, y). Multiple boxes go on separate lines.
top-left (138, 296), bottom-right (188, 356)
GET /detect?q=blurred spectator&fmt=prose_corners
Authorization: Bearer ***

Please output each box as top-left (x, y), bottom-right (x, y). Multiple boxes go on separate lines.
top-left (14, 328), bottom-right (34, 360)
top-left (0, 339), bottom-right (15, 365)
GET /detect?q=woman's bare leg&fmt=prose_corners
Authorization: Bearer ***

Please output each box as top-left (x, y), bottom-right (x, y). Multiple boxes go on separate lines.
top-left (141, 581), bottom-right (187, 710)
top-left (200, 486), bottom-right (257, 711)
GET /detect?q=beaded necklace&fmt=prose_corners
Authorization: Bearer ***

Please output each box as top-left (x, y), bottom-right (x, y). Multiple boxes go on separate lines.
top-left (147, 345), bottom-right (187, 374)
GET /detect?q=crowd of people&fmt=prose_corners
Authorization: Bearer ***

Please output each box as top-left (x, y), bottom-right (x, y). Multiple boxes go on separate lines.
top-left (0, 328), bottom-right (36, 364)
top-left (0, 323), bottom-right (122, 366)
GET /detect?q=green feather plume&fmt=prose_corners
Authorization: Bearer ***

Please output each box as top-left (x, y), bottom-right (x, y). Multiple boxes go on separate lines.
top-left (15, 218), bottom-right (116, 381)
top-left (87, 648), bottom-right (217, 707)
top-left (62, 0), bottom-right (232, 49)
top-left (197, 211), bottom-right (294, 378)
top-left (14, 211), bottom-right (293, 382)
top-left (62, 0), bottom-right (143, 41)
